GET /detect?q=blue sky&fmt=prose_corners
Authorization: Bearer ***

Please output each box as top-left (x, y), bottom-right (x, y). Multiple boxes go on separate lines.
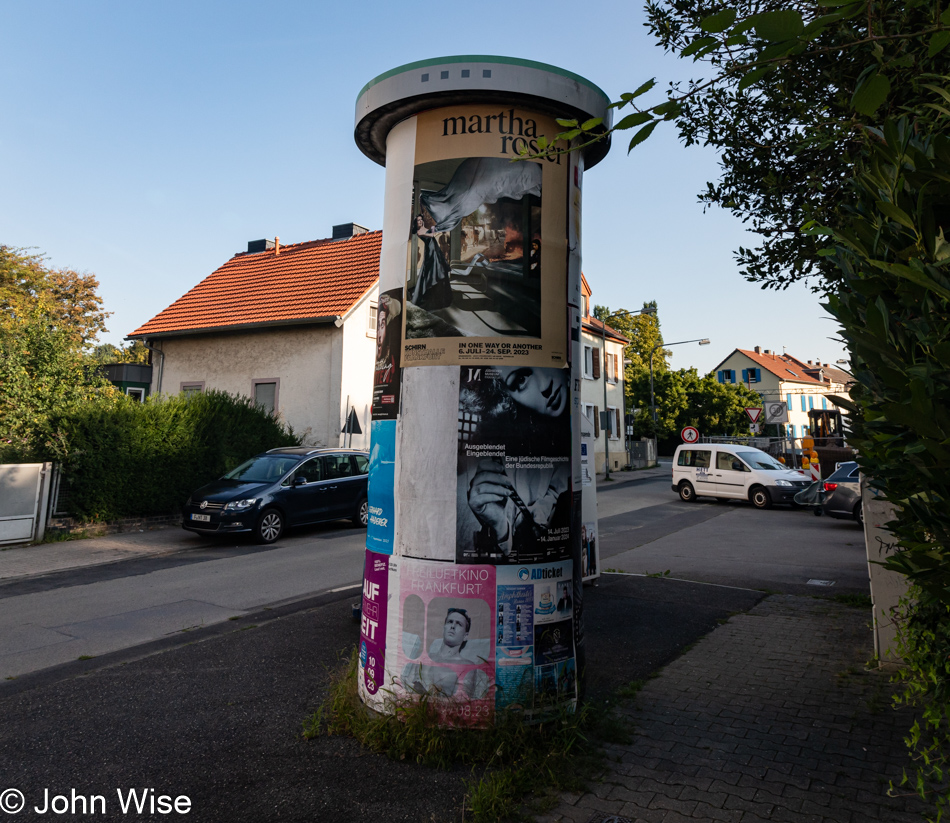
top-left (0, 0), bottom-right (847, 376)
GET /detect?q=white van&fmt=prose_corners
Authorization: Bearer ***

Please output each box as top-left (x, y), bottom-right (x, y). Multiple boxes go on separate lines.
top-left (671, 443), bottom-right (811, 509)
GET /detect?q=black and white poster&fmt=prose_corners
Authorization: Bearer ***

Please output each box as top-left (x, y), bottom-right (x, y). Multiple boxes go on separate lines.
top-left (372, 288), bottom-right (403, 421)
top-left (456, 365), bottom-right (572, 564)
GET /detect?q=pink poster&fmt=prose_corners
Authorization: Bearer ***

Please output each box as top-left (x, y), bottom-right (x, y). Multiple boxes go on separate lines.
top-left (393, 557), bottom-right (496, 726)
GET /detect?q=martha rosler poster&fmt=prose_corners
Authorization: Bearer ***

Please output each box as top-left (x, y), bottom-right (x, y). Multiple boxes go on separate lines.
top-left (456, 365), bottom-right (571, 565)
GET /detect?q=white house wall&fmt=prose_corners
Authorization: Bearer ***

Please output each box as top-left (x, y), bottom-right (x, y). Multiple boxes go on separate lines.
top-left (337, 285), bottom-right (379, 451)
top-left (152, 325), bottom-right (343, 447)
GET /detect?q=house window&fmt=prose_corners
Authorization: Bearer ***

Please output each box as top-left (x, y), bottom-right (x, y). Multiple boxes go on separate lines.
top-left (581, 295), bottom-right (588, 317)
top-left (252, 379), bottom-right (279, 415)
top-left (605, 352), bottom-right (619, 383)
top-left (717, 369), bottom-right (736, 384)
top-left (583, 346), bottom-right (594, 379)
top-left (180, 382), bottom-right (205, 396)
top-left (126, 387), bottom-right (145, 402)
top-left (584, 403), bottom-right (595, 423)
top-left (368, 302), bottom-right (378, 336)
top-left (607, 406), bottom-right (621, 439)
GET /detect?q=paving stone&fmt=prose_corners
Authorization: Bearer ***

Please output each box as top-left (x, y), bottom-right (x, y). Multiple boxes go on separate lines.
top-left (541, 596), bottom-right (931, 823)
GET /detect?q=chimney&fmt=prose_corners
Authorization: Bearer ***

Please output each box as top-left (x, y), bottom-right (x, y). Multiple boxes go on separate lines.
top-left (764, 349), bottom-right (772, 355)
top-left (246, 238), bottom-right (275, 254)
top-left (275, 236), bottom-right (280, 256)
top-left (807, 360), bottom-right (813, 365)
top-left (332, 222), bottom-right (370, 240)
top-left (754, 346), bottom-right (761, 354)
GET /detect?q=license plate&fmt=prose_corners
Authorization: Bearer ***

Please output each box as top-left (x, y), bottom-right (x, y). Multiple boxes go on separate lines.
top-left (190, 513), bottom-right (211, 522)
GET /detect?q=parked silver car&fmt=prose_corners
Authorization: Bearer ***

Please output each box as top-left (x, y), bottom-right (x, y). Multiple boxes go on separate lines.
top-left (821, 461), bottom-right (863, 526)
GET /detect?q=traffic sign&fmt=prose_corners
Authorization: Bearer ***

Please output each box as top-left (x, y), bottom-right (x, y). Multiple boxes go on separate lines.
top-left (745, 407), bottom-right (763, 424)
top-left (763, 401), bottom-right (788, 424)
top-left (681, 426), bottom-right (700, 443)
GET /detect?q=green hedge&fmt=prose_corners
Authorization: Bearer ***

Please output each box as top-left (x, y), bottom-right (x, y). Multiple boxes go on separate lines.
top-left (45, 390), bottom-right (299, 521)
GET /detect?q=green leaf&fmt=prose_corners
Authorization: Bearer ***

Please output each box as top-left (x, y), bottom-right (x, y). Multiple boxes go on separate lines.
top-left (682, 36), bottom-right (717, 57)
top-left (941, 7), bottom-right (950, 24)
top-left (738, 66), bottom-right (771, 92)
top-left (699, 8), bottom-right (736, 33)
top-left (614, 111), bottom-right (653, 130)
top-left (629, 79), bottom-right (657, 100)
top-left (750, 10), bottom-right (804, 42)
top-left (876, 199), bottom-right (916, 230)
top-left (816, 0), bottom-right (860, 6)
top-left (724, 34), bottom-right (749, 47)
top-left (555, 118), bottom-right (578, 128)
top-left (627, 120), bottom-right (659, 152)
top-left (560, 129), bottom-right (582, 142)
top-left (928, 31), bottom-right (950, 58)
top-left (535, 136), bottom-right (548, 151)
top-left (653, 100), bottom-right (680, 115)
top-left (851, 73), bottom-right (891, 115)
top-left (580, 117), bottom-right (603, 131)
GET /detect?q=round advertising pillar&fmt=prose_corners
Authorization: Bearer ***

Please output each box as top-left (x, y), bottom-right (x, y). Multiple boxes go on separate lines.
top-left (355, 56), bottom-right (610, 726)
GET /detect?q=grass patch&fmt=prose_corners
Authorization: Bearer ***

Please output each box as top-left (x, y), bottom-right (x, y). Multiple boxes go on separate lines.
top-left (77, 655), bottom-right (95, 661)
top-left (304, 651), bottom-right (612, 822)
top-left (41, 530), bottom-right (90, 544)
top-left (832, 593), bottom-right (873, 609)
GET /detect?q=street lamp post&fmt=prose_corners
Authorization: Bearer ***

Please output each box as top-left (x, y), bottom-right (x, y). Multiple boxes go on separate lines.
top-left (649, 338), bottom-right (711, 455)
top-left (600, 307), bottom-right (655, 480)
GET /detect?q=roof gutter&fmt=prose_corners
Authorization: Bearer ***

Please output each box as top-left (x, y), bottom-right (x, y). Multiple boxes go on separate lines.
top-left (125, 315), bottom-right (342, 341)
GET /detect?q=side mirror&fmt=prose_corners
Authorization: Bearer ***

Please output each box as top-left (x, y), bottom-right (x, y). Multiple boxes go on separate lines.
top-left (732, 461), bottom-right (743, 471)
top-left (293, 476), bottom-right (308, 487)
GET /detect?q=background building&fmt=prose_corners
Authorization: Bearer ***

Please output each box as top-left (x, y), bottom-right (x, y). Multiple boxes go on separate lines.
top-left (579, 275), bottom-right (630, 473)
top-left (713, 346), bottom-right (851, 440)
top-left (129, 224), bottom-right (380, 450)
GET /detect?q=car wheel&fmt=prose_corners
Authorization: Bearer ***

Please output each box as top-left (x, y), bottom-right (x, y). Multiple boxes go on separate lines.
top-left (255, 508), bottom-right (284, 544)
top-left (678, 481), bottom-right (696, 503)
top-left (750, 486), bottom-right (772, 509)
top-left (813, 507), bottom-right (823, 517)
top-left (854, 503), bottom-right (864, 527)
top-left (353, 497), bottom-right (368, 528)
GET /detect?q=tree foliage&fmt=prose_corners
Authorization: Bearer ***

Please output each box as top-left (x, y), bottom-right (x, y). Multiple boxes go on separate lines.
top-left (594, 302), bottom-right (670, 411)
top-left (0, 246), bottom-right (116, 460)
top-left (546, 2), bottom-right (950, 813)
top-left (627, 366), bottom-right (761, 449)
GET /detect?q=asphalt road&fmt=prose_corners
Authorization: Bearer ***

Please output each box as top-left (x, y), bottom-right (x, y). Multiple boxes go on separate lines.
top-left (0, 469), bottom-right (871, 822)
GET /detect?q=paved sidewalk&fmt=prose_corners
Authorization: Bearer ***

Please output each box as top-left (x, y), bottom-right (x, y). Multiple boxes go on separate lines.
top-left (546, 595), bottom-right (927, 823)
top-left (0, 527), bottom-right (190, 582)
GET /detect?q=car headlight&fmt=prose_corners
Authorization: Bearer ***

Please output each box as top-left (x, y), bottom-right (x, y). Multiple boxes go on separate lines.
top-left (224, 498), bottom-right (259, 511)
top-left (774, 480), bottom-right (793, 487)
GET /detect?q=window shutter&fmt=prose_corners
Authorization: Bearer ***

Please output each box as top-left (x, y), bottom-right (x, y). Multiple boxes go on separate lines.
top-left (594, 405), bottom-right (600, 437)
top-left (741, 369), bottom-right (748, 382)
top-left (717, 370), bottom-right (724, 383)
top-left (755, 368), bottom-right (761, 382)
top-left (613, 353), bottom-right (619, 381)
top-left (592, 348), bottom-right (601, 379)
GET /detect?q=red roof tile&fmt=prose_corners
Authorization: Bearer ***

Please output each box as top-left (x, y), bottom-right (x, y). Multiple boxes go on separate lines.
top-left (129, 231), bottom-right (382, 338)
top-left (731, 348), bottom-right (825, 384)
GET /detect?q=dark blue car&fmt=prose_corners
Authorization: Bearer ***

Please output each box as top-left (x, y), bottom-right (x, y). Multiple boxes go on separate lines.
top-left (182, 447), bottom-right (369, 544)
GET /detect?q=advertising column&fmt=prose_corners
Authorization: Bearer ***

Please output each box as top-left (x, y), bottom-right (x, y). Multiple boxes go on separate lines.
top-left (354, 57), bottom-right (610, 726)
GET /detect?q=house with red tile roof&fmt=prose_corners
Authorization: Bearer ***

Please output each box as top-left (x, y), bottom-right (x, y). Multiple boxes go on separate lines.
top-left (579, 274), bottom-right (631, 472)
top-left (128, 224), bottom-right (381, 449)
top-left (711, 346), bottom-right (851, 441)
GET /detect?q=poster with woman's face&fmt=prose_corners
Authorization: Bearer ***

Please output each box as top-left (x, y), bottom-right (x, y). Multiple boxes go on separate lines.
top-left (456, 365), bottom-right (572, 565)
top-left (372, 288), bottom-right (403, 421)
top-left (400, 105), bottom-right (568, 369)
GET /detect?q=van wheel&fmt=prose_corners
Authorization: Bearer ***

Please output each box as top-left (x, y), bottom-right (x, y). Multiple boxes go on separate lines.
top-left (352, 497), bottom-right (368, 528)
top-left (255, 508), bottom-right (284, 544)
top-left (750, 486), bottom-right (772, 510)
top-left (678, 481), bottom-right (696, 503)
top-left (854, 503), bottom-right (864, 527)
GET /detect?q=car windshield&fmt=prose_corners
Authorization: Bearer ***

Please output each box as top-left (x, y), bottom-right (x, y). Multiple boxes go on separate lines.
top-left (223, 455), bottom-right (300, 483)
top-left (736, 451), bottom-right (786, 471)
